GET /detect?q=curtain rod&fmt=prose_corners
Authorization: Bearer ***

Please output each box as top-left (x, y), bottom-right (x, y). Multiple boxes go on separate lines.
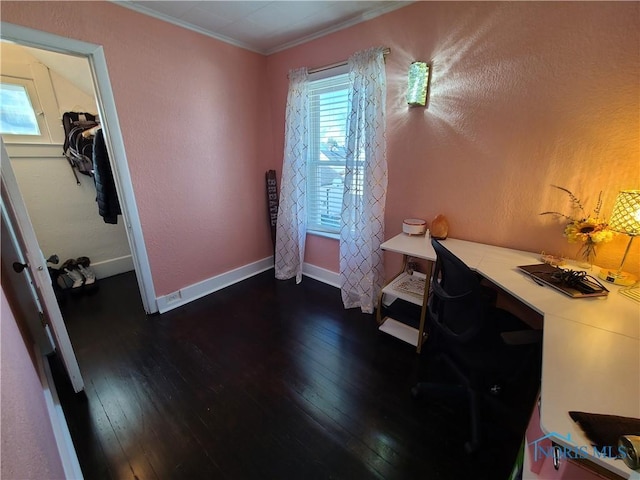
top-left (307, 47), bottom-right (390, 75)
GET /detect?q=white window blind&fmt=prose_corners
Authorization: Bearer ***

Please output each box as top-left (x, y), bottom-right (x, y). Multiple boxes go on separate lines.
top-left (307, 73), bottom-right (350, 234)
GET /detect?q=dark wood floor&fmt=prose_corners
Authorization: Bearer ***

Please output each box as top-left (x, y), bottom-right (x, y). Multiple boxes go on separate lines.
top-left (50, 270), bottom-right (539, 480)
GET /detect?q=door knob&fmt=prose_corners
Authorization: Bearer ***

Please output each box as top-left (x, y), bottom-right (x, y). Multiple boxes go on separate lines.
top-left (13, 262), bottom-right (28, 273)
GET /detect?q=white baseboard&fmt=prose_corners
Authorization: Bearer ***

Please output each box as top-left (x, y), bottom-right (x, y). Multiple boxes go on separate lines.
top-left (92, 255), bottom-right (134, 279)
top-left (302, 262), bottom-right (340, 288)
top-left (156, 258), bottom-right (341, 314)
top-left (157, 257), bottom-right (275, 313)
top-left (36, 351), bottom-right (84, 480)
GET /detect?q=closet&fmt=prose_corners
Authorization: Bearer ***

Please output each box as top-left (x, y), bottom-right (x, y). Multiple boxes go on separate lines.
top-left (1, 42), bottom-right (134, 290)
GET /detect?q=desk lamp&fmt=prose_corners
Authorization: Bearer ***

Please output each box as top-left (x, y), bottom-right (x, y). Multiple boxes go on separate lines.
top-left (599, 190), bottom-right (640, 286)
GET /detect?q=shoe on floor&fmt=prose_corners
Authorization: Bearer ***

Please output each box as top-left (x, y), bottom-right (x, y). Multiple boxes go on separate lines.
top-left (60, 258), bottom-right (77, 270)
top-left (57, 271), bottom-right (75, 290)
top-left (64, 267), bottom-right (85, 289)
top-left (76, 256), bottom-right (91, 268)
top-left (58, 259), bottom-right (84, 290)
top-left (77, 264), bottom-right (96, 285)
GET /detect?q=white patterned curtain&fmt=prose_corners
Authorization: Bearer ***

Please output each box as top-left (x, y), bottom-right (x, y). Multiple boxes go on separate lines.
top-left (340, 47), bottom-right (388, 313)
top-left (275, 68), bottom-right (309, 284)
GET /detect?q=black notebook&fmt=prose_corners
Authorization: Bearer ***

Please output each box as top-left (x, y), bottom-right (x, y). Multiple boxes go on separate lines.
top-left (518, 263), bottom-right (609, 298)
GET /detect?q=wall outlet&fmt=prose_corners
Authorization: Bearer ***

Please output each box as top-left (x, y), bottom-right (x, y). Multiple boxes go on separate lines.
top-left (166, 290), bottom-right (182, 304)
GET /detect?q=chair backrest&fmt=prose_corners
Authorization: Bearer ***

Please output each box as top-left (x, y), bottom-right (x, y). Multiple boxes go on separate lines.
top-left (429, 239), bottom-right (486, 343)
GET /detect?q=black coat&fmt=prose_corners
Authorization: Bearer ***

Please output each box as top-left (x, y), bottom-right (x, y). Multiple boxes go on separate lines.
top-left (93, 128), bottom-right (121, 224)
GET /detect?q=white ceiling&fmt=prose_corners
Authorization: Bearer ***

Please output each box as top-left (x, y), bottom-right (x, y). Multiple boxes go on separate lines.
top-left (115, 1), bottom-right (412, 55)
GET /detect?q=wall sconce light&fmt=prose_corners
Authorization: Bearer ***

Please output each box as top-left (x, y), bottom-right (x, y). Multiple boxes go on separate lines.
top-left (598, 189), bottom-right (640, 286)
top-left (407, 61), bottom-right (430, 107)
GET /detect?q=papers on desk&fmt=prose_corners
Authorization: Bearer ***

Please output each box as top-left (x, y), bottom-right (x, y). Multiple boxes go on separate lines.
top-left (518, 263), bottom-right (609, 298)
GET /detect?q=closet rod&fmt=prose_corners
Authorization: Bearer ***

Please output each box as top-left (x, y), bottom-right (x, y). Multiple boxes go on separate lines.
top-left (308, 47), bottom-right (390, 75)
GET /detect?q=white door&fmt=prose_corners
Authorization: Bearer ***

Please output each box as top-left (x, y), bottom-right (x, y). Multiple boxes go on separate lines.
top-left (1, 205), bottom-right (55, 356)
top-left (1, 140), bottom-right (84, 393)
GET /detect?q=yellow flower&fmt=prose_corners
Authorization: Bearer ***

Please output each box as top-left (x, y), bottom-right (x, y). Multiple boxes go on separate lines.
top-left (564, 217), bottom-right (612, 244)
top-left (591, 229), bottom-right (614, 244)
top-left (542, 186), bottom-right (615, 263)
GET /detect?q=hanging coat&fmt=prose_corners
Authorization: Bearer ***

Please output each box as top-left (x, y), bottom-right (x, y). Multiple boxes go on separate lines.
top-left (92, 128), bottom-right (121, 224)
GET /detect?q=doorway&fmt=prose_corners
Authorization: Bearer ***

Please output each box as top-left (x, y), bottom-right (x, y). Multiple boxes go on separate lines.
top-left (1, 21), bottom-right (157, 315)
top-left (2, 41), bottom-right (135, 294)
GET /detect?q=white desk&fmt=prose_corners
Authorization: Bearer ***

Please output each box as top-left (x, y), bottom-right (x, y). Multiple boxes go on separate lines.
top-left (381, 233), bottom-right (640, 479)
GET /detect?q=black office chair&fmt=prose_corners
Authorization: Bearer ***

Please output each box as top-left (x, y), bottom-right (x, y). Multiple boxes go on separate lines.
top-left (412, 239), bottom-right (541, 453)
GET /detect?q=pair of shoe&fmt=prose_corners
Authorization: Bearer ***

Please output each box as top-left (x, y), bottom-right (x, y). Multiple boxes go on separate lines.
top-left (56, 257), bottom-right (97, 291)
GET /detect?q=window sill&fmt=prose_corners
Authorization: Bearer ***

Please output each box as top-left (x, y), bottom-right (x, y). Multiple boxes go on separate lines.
top-left (307, 229), bottom-right (339, 241)
top-left (2, 140), bottom-right (62, 146)
top-left (4, 143), bottom-right (64, 159)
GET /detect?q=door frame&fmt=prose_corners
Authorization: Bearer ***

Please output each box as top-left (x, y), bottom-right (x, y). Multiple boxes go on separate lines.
top-left (1, 21), bottom-right (158, 314)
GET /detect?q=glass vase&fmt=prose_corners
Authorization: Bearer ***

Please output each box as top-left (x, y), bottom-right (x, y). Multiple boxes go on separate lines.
top-left (576, 239), bottom-right (597, 269)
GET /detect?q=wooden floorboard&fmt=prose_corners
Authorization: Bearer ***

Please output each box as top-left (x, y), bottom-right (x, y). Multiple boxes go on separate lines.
top-left (49, 269), bottom-right (539, 479)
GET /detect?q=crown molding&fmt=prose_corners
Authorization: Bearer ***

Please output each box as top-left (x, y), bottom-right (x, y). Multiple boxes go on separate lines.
top-left (111, 1), bottom-right (264, 54)
top-left (111, 1), bottom-right (413, 56)
top-left (265, 1), bottom-right (413, 55)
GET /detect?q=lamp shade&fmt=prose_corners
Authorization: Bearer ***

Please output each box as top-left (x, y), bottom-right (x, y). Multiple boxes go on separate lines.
top-left (407, 61), bottom-right (429, 107)
top-left (608, 190), bottom-right (640, 235)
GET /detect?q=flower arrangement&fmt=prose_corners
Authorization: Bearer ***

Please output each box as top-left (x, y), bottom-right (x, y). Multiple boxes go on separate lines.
top-left (540, 185), bottom-right (614, 265)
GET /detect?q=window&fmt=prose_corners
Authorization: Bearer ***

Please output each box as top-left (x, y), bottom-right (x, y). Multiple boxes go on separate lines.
top-left (307, 71), bottom-right (350, 234)
top-left (0, 82), bottom-right (40, 135)
top-left (0, 76), bottom-right (51, 143)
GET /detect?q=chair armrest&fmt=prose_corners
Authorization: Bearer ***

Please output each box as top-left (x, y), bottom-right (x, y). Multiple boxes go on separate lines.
top-left (500, 329), bottom-right (543, 345)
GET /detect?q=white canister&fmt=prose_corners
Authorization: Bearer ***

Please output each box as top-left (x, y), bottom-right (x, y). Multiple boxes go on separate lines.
top-left (402, 218), bottom-right (427, 235)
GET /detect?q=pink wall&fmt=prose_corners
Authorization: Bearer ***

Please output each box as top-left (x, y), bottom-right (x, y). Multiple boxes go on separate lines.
top-left (3, 1), bottom-right (638, 293)
top-left (1, 286), bottom-right (66, 479)
top-left (2, 1), bottom-right (273, 296)
top-left (267, 2), bottom-right (640, 278)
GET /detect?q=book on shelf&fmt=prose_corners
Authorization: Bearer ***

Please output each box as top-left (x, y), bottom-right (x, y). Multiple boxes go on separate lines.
top-left (389, 271), bottom-right (426, 300)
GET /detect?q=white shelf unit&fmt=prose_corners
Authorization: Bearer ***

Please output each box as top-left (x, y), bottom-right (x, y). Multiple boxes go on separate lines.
top-left (378, 317), bottom-right (421, 347)
top-left (377, 234), bottom-right (437, 353)
top-left (377, 269), bottom-right (432, 352)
